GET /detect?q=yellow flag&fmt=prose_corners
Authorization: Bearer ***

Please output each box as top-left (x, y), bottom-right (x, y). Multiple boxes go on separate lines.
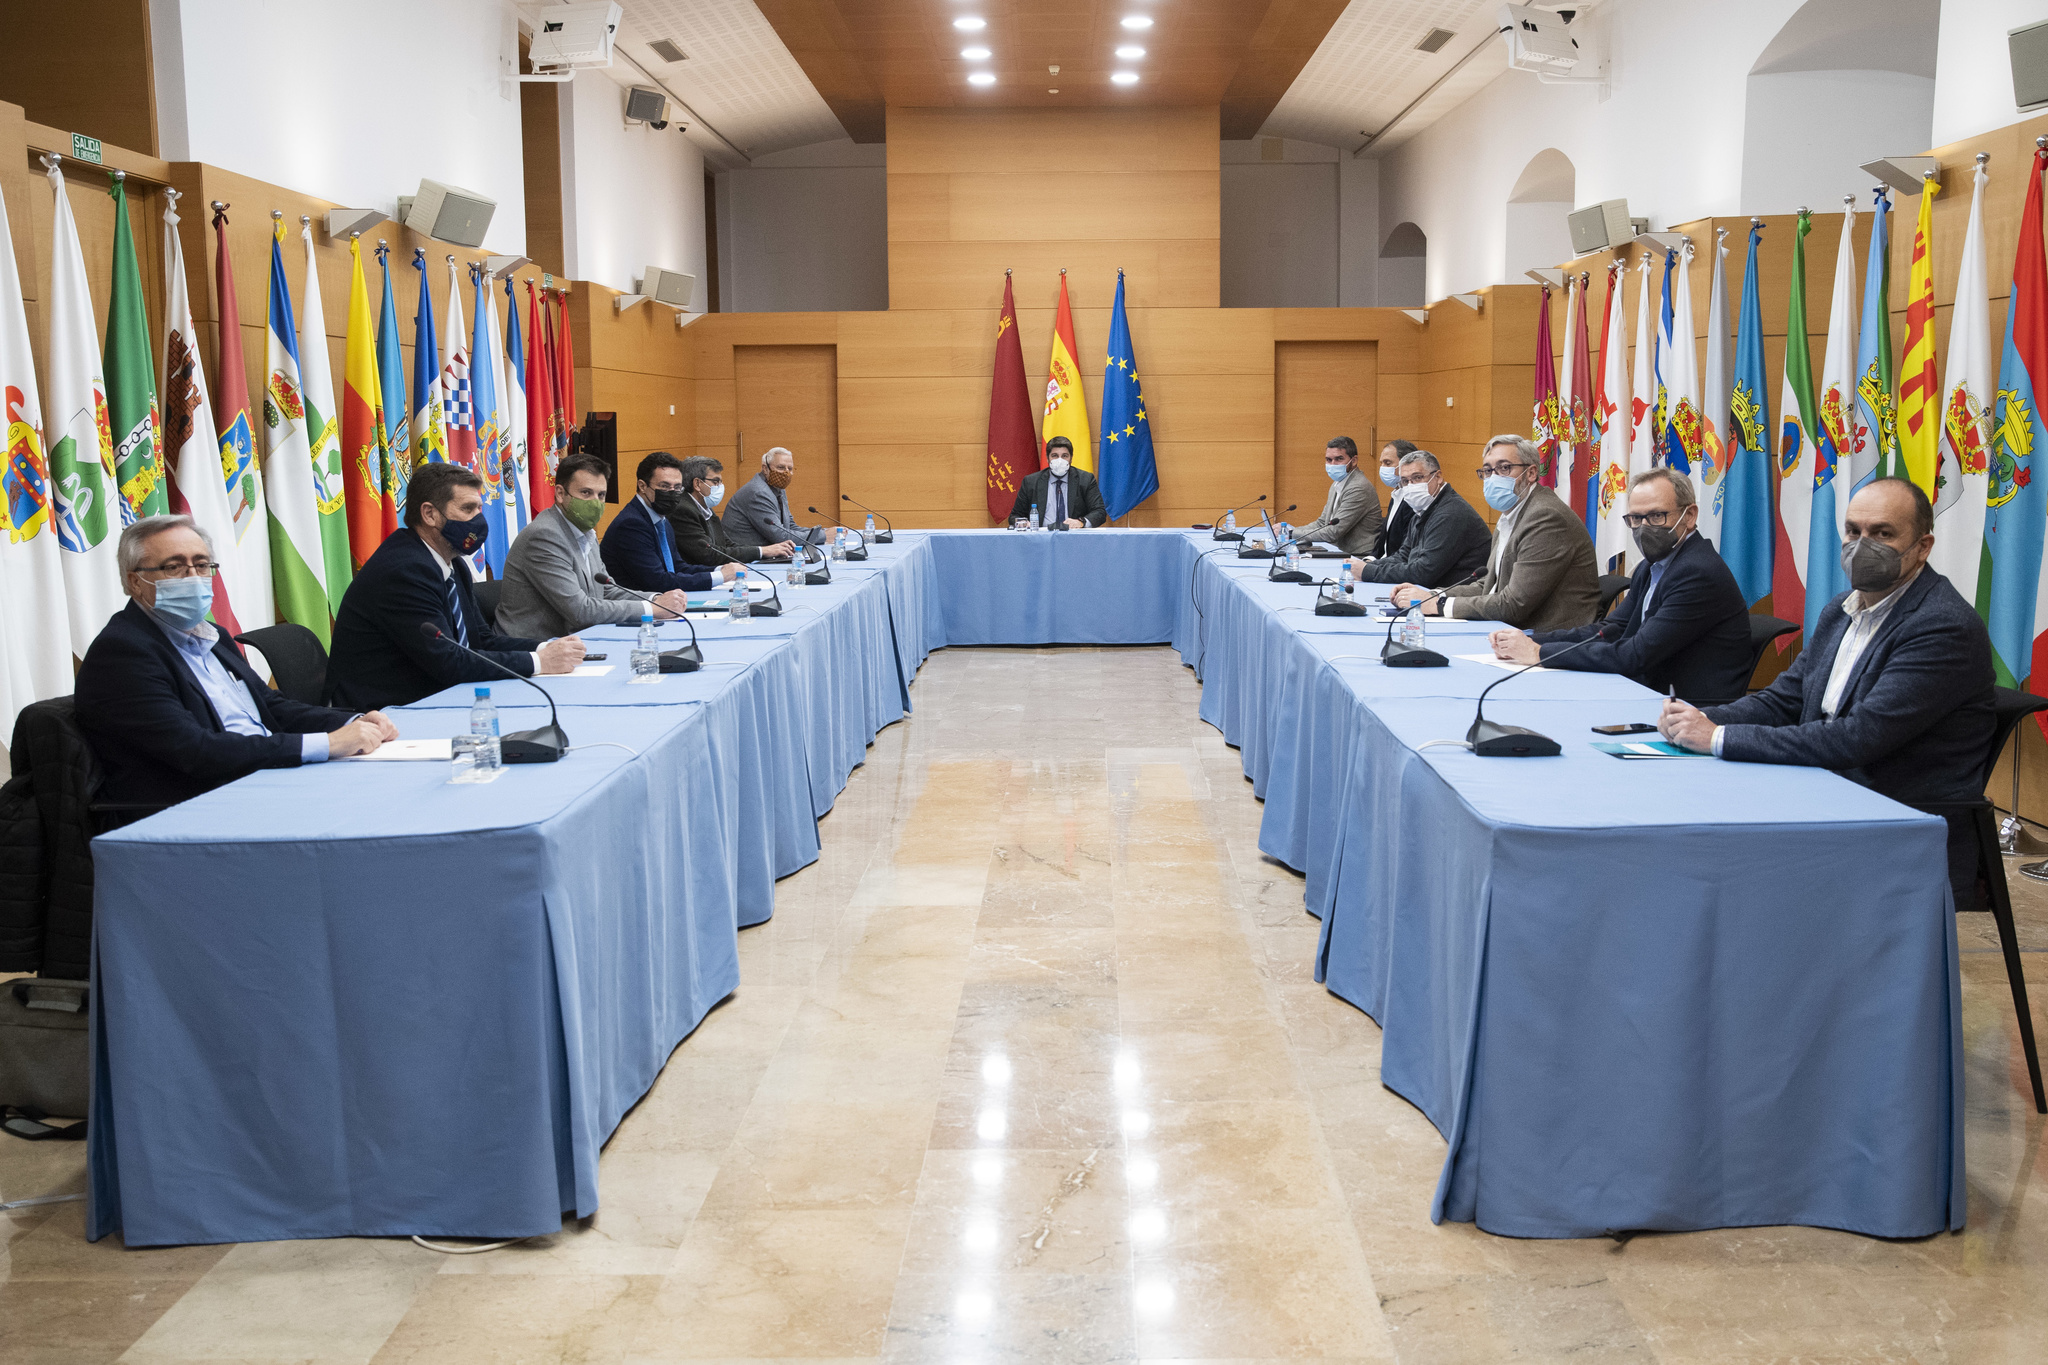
top-left (1042, 273), bottom-right (1093, 472)
top-left (1897, 175), bottom-right (1941, 495)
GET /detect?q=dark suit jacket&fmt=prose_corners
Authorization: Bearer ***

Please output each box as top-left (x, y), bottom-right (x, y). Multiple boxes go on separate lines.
top-left (1358, 484), bottom-right (1492, 587)
top-left (1533, 532), bottom-right (1753, 704)
top-left (669, 495), bottom-right (770, 566)
top-left (326, 529), bottom-right (544, 711)
top-left (1374, 497), bottom-right (1413, 559)
top-left (598, 497), bottom-right (717, 593)
top-left (1010, 467), bottom-right (1108, 527)
top-left (76, 601), bottom-right (355, 807)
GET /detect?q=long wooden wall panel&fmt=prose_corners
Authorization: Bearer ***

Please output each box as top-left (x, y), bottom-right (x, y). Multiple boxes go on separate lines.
top-left (885, 107), bottom-right (1221, 175)
top-left (734, 344), bottom-right (840, 516)
top-left (889, 171), bottom-right (1221, 245)
top-left (889, 241), bottom-right (1221, 312)
top-left (1274, 342), bottom-right (1378, 521)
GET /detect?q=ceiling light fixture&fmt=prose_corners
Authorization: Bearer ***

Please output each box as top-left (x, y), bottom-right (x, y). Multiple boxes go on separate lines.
top-left (961, 46), bottom-right (991, 59)
top-left (954, 16), bottom-right (985, 30)
top-left (1120, 15), bottom-right (1153, 29)
top-left (968, 71), bottom-right (997, 86)
top-left (1116, 45), bottom-right (1145, 59)
top-left (1111, 70), bottom-right (1139, 84)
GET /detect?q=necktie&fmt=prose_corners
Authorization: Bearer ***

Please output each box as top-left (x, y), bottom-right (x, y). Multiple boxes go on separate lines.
top-left (656, 513), bottom-right (675, 573)
top-left (1053, 477), bottom-right (1067, 525)
top-left (445, 573), bottom-right (469, 647)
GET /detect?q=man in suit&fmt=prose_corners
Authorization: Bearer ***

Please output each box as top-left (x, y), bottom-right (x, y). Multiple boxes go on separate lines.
top-left (75, 515), bottom-right (398, 808)
top-left (1661, 477), bottom-right (1995, 899)
top-left (1372, 440), bottom-right (1419, 559)
top-left (327, 464), bottom-right (587, 711)
top-left (668, 455), bottom-right (796, 566)
top-left (498, 453), bottom-right (692, 638)
top-left (725, 446), bottom-right (822, 550)
top-left (1352, 449), bottom-right (1492, 589)
top-left (1489, 467), bottom-right (1752, 703)
top-left (599, 451), bottom-right (741, 595)
top-left (1394, 434), bottom-right (1599, 631)
top-left (1293, 436), bottom-right (1384, 556)
top-left (1009, 437), bottom-right (1107, 528)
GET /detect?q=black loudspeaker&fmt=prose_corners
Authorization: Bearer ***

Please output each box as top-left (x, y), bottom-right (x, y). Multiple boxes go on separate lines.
top-left (575, 411), bottom-right (619, 501)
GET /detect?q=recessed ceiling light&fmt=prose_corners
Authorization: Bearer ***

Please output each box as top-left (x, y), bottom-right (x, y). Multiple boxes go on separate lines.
top-left (954, 16), bottom-right (985, 30)
top-left (1116, 45), bottom-right (1145, 59)
top-left (961, 46), bottom-right (991, 59)
top-left (968, 71), bottom-right (997, 86)
top-left (1111, 70), bottom-right (1139, 84)
top-left (1120, 15), bottom-right (1153, 29)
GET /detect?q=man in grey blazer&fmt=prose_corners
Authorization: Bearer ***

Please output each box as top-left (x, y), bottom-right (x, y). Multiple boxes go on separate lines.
top-left (724, 447), bottom-right (822, 550)
top-left (498, 453), bottom-right (690, 638)
top-left (1293, 436), bottom-right (1384, 556)
top-left (1394, 434), bottom-right (1599, 632)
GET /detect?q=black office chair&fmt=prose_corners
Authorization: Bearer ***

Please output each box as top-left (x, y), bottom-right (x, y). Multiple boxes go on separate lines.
top-left (1908, 686), bottom-right (2048, 1114)
top-left (1744, 614), bottom-right (1800, 691)
top-left (233, 624), bottom-right (328, 706)
top-left (1597, 574), bottom-right (1631, 616)
top-left (473, 580), bottom-right (503, 633)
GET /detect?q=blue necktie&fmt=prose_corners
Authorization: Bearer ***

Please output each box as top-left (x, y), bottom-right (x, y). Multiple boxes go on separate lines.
top-left (1052, 477), bottom-right (1067, 525)
top-left (656, 512), bottom-right (675, 573)
top-left (445, 573), bottom-right (469, 647)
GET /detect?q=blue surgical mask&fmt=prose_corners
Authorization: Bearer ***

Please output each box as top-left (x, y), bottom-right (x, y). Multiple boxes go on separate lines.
top-left (703, 483), bottom-right (725, 510)
top-left (151, 576), bottom-right (212, 631)
top-left (438, 512), bottom-right (491, 558)
top-left (1325, 463), bottom-right (1350, 483)
top-left (1380, 466), bottom-right (1399, 488)
top-left (1483, 474), bottom-right (1522, 511)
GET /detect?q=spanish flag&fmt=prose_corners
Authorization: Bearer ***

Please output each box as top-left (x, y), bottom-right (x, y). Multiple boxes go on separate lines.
top-left (341, 237), bottom-right (392, 570)
top-left (1042, 272), bottom-right (1093, 472)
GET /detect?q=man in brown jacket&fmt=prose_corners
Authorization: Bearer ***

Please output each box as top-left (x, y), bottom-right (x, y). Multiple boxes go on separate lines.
top-left (1392, 433), bottom-right (1600, 631)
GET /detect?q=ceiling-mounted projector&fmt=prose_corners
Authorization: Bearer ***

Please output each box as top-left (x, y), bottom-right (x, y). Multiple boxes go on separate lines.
top-left (399, 179), bottom-right (497, 248)
top-left (526, 1), bottom-right (622, 73)
top-left (1498, 4), bottom-right (1580, 72)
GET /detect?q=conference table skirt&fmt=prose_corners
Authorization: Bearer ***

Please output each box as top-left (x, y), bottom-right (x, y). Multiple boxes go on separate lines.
top-left (86, 528), bottom-right (1965, 1245)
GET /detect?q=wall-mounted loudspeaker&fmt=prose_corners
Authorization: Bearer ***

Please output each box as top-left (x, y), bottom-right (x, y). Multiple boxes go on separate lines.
top-left (2014, 20), bottom-right (2048, 111)
top-left (1567, 198), bottom-right (1635, 255)
top-left (626, 87), bottom-right (669, 125)
top-left (399, 179), bottom-right (497, 248)
top-left (638, 268), bottom-right (696, 308)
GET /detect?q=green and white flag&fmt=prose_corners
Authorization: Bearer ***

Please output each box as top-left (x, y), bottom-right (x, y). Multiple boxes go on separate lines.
top-left (104, 173), bottom-right (166, 523)
top-left (262, 218), bottom-right (330, 642)
top-left (297, 220), bottom-right (351, 613)
top-left (43, 159), bottom-right (125, 655)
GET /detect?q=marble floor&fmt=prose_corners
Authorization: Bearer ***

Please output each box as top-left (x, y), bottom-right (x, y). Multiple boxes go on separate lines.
top-left (5, 644), bottom-right (2048, 1364)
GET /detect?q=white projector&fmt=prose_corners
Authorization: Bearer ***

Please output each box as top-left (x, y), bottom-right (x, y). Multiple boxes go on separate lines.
top-left (1499, 4), bottom-right (1580, 72)
top-left (528, 2), bottom-right (622, 71)
top-left (400, 179), bottom-right (497, 249)
top-left (637, 268), bottom-right (695, 308)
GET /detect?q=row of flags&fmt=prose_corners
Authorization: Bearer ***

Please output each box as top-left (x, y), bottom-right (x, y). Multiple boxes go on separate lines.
top-left (1531, 145), bottom-right (2048, 702)
top-left (0, 162), bottom-right (583, 733)
top-left (984, 270), bottom-right (1159, 523)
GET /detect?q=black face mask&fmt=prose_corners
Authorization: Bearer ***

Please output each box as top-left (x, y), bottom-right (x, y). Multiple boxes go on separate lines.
top-left (651, 489), bottom-right (687, 516)
top-left (437, 511), bottom-right (490, 558)
top-left (1632, 522), bottom-right (1680, 562)
top-left (1840, 535), bottom-right (1905, 593)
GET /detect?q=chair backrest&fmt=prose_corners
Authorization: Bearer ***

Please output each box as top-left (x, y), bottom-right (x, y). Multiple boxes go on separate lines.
top-left (4, 697), bottom-right (101, 979)
top-left (1744, 614), bottom-right (1799, 689)
top-left (233, 624), bottom-right (329, 706)
top-left (473, 580), bottom-right (502, 632)
top-left (1597, 574), bottom-right (1630, 615)
top-left (1981, 686), bottom-right (2048, 792)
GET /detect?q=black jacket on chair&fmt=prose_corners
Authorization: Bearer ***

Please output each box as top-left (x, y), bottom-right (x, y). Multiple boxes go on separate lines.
top-left (1374, 498), bottom-right (1413, 559)
top-left (75, 601), bottom-right (356, 808)
top-left (598, 497), bottom-right (717, 593)
top-left (1010, 467), bottom-right (1108, 527)
top-left (327, 530), bottom-right (543, 711)
top-left (669, 495), bottom-right (772, 566)
top-left (1531, 532), bottom-right (1753, 704)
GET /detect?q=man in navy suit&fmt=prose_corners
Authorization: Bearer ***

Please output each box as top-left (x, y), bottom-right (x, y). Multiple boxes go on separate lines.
top-left (75, 515), bottom-right (399, 808)
top-left (327, 464), bottom-right (586, 712)
top-left (599, 451), bottom-right (742, 594)
top-left (1490, 467), bottom-right (1752, 703)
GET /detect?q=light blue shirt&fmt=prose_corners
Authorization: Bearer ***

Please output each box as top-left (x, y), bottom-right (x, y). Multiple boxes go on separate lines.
top-left (149, 611), bottom-right (328, 764)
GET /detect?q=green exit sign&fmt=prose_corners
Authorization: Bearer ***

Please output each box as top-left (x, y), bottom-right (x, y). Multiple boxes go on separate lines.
top-left (70, 133), bottom-right (102, 164)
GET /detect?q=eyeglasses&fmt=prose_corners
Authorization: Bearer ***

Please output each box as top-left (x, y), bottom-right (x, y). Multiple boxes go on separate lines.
top-left (1621, 510), bottom-right (1680, 529)
top-left (1397, 471), bottom-right (1435, 486)
top-left (137, 559), bottom-right (218, 579)
top-left (1475, 462), bottom-right (1525, 479)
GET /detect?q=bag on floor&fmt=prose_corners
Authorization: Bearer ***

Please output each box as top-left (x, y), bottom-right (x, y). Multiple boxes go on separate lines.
top-left (0, 977), bottom-right (88, 1131)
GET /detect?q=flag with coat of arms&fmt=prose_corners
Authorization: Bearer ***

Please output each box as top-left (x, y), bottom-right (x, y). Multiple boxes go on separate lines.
top-left (263, 217), bottom-right (333, 643)
top-left (1980, 143), bottom-right (2048, 692)
top-left (1929, 157), bottom-right (1993, 603)
top-left (159, 191), bottom-right (243, 639)
top-left (297, 219), bottom-right (351, 610)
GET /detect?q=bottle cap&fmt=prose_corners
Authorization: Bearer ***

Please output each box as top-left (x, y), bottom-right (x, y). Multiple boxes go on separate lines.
top-left (476, 686), bottom-right (489, 697)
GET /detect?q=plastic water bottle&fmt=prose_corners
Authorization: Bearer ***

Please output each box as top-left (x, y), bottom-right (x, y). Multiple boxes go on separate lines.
top-left (469, 687), bottom-right (501, 772)
top-left (785, 556), bottom-right (803, 586)
top-left (1223, 508), bottom-right (1237, 534)
top-left (1029, 501), bottom-right (1042, 531)
top-left (631, 605), bottom-right (659, 680)
top-left (833, 527), bottom-right (847, 561)
top-left (1339, 559), bottom-right (1355, 594)
top-left (1402, 601), bottom-right (1427, 652)
top-left (729, 575), bottom-right (749, 620)
top-left (864, 511), bottom-right (876, 538)
top-left (1286, 541), bottom-right (1301, 574)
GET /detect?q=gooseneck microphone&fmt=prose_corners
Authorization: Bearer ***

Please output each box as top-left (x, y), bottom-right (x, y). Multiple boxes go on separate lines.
top-left (808, 506), bottom-right (870, 562)
top-left (713, 553), bottom-right (786, 617)
top-left (1465, 620), bottom-right (1620, 756)
top-left (1379, 567), bottom-right (1486, 667)
top-left (1211, 492), bottom-right (1267, 542)
top-left (1312, 578), bottom-right (1366, 617)
top-left (418, 621), bottom-right (569, 762)
top-left (593, 572), bottom-right (702, 670)
top-left (840, 493), bottom-right (894, 543)
top-left (1238, 504), bottom-right (1298, 561)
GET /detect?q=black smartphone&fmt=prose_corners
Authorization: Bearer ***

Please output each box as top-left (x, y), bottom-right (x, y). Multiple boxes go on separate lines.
top-left (1591, 723), bottom-right (1657, 736)
top-left (584, 653), bottom-right (608, 662)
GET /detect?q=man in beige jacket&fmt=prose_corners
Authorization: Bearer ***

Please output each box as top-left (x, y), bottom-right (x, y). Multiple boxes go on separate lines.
top-left (1392, 434), bottom-right (1600, 632)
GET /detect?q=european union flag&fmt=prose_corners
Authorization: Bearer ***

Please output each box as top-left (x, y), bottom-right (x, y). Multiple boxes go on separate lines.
top-left (1098, 272), bottom-right (1157, 521)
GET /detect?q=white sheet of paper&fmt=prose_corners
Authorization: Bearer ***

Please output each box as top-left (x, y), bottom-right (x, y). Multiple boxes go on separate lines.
top-left (568, 664), bottom-right (615, 677)
top-left (341, 739), bottom-right (453, 762)
top-left (1455, 652), bottom-right (1551, 673)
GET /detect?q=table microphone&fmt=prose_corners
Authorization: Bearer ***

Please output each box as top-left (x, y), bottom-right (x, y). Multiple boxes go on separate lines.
top-left (417, 622), bottom-right (568, 762)
top-left (1312, 578), bottom-right (1366, 616)
top-left (1238, 504), bottom-right (1297, 561)
top-left (593, 572), bottom-right (702, 670)
top-left (713, 553), bottom-right (785, 616)
top-left (1211, 493), bottom-right (1266, 542)
top-left (1378, 568), bottom-right (1485, 667)
top-left (840, 493), bottom-right (894, 543)
top-left (808, 506), bottom-right (870, 561)
top-left (1465, 619), bottom-right (1619, 756)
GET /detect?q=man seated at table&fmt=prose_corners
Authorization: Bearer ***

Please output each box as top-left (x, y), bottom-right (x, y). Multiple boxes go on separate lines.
top-left (1488, 467), bottom-right (1752, 703)
top-left (498, 453), bottom-right (691, 638)
top-left (668, 455), bottom-right (796, 566)
top-left (1350, 449), bottom-right (1492, 589)
top-left (1391, 434), bottom-right (1599, 631)
top-left (76, 515), bottom-right (398, 808)
top-left (600, 452), bottom-right (742, 596)
top-left (1660, 477), bottom-right (1995, 895)
top-left (327, 464), bottom-right (587, 711)
top-left (1292, 436), bottom-right (1383, 556)
top-left (1372, 439), bottom-right (1420, 559)
top-left (1010, 438), bottom-right (1108, 528)
top-left (725, 446), bottom-right (823, 551)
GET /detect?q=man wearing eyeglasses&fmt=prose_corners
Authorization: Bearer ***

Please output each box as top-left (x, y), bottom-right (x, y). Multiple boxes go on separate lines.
top-left (1349, 448), bottom-right (1492, 588)
top-left (1488, 467), bottom-right (1752, 703)
top-left (74, 514), bottom-right (399, 809)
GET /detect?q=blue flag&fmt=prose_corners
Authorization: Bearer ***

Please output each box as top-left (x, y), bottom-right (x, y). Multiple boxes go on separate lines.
top-left (1097, 271), bottom-right (1157, 521)
top-left (410, 250), bottom-right (445, 467)
top-left (376, 245), bottom-right (410, 516)
top-left (1724, 224), bottom-right (1774, 605)
top-left (1981, 147), bottom-right (2048, 687)
top-left (1852, 187), bottom-right (1898, 492)
top-left (468, 267), bottom-right (508, 574)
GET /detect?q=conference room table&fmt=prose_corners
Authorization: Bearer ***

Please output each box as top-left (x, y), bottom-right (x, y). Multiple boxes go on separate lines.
top-left (86, 528), bottom-right (1963, 1246)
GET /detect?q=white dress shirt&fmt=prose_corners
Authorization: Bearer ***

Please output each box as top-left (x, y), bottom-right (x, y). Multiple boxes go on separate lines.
top-left (1711, 570), bottom-right (1917, 756)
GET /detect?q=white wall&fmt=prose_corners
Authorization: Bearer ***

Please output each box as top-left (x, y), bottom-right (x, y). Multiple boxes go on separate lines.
top-left (715, 140), bottom-right (887, 313)
top-left (1741, 69), bottom-right (1935, 214)
top-left (1337, 157), bottom-right (1380, 307)
top-left (1933, 0), bottom-right (2043, 146)
top-left (1220, 141), bottom-right (1338, 308)
top-left (150, 0), bottom-right (528, 255)
top-left (559, 69), bottom-right (708, 307)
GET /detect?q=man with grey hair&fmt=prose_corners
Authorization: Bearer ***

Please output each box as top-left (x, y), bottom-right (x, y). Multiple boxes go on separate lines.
top-left (667, 454), bottom-right (795, 567)
top-left (724, 446), bottom-right (822, 551)
top-left (1351, 448), bottom-right (1493, 589)
top-left (1392, 433), bottom-right (1599, 631)
top-left (74, 514), bottom-right (398, 809)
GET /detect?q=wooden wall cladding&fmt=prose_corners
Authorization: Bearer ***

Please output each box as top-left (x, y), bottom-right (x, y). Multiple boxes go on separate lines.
top-left (1274, 341), bottom-right (1379, 523)
top-left (735, 344), bottom-right (840, 519)
top-left (0, 0), bottom-right (157, 156)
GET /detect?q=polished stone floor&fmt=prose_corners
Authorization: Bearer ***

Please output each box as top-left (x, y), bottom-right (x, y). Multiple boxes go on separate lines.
top-left (5, 644), bottom-right (2048, 1363)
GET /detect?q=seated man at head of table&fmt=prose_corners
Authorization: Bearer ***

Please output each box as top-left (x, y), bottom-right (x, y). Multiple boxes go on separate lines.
top-left (497, 452), bottom-right (693, 637)
top-left (1291, 435), bottom-right (1384, 555)
top-left (1372, 439), bottom-right (1420, 559)
top-left (75, 515), bottom-right (398, 808)
top-left (1390, 433), bottom-right (1600, 631)
top-left (327, 463), bottom-right (587, 712)
top-left (725, 445), bottom-right (824, 551)
top-left (1487, 467), bottom-right (1753, 704)
top-left (598, 451), bottom-right (741, 596)
top-left (668, 454), bottom-right (797, 566)
top-left (1347, 448), bottom-right (1492, 590)
top-left (1010, 437), bottom-right (1108, 528)
top-left (1660, 477), bottom-right (1995, 894)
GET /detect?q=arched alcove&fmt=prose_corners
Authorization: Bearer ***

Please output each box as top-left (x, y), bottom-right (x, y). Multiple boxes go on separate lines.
top-left (1504, 148), bottom-right (1575, 281)
top-left (1379, 221), bottom-right (1427, 309)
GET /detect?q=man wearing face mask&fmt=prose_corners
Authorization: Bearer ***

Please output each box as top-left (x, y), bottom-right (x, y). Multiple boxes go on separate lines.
top-left (1009, 437), bottom-right (1108, 528)
top-left (328, 464), bottom-right (588, 711)
top-left (1488, 468), bottom-right (1751, 703)
top-left (667, 454), bottom-right (797, 565)
top-left (497, 454), bottom-right (692, 638)
top-left (75, 515), bottom-right (399, 809)
top-left (1291, 436), bottom-right (1384, 555)
top-left (1351, 448), bottom-right (1492, 588)
top-left (1391, 433), bottom-right (1599, 631)
top-left (1371, 440), bottom-right (1420, 559)
top-left (599, 451), bottom-right (741, 595)
top-left (725, 446), bottom-right (823, 550)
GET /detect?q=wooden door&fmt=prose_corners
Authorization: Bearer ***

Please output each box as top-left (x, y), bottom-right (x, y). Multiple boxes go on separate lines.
top-left (1274, 341), bottom-right (1378, 529)
top-left (734, 345), bottom-right (839, 529)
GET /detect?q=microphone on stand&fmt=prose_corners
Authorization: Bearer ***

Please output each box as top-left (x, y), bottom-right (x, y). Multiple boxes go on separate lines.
top-left (1238, 504), bottom-right (1298, 561)
top-left (1312, 578), bottom-right (1367, 617)
top-left (417, 622), bottom-right (569, 762)
top-left (713, 553), bottom-right (785, 617)
top-left (1466, 620), bottom-right (1620, 756)
top-left (1378, 567), bottom-right (1486, 667)
top-left (594, 572), bottom-right (702, 670)
top-left (808, 506), bottom-right (870, 562)
top-left (1210, 492), bottom-right (1266, 542)
top-left (840, 493), bottom-right (894, 543)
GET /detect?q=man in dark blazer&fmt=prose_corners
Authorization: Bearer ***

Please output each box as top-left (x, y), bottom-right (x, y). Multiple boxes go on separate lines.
top-left (327, 464), bottom-right (586, 711)
top-left (600, 452), bottom-right (740, 594)
top-left (1490, 467), bottom-right (1752, 703)
top-left (668, 455), bottom-right (795, 566)
top-left (1353, 449), bottom-right (1492, 589)
top-left (1372, 440), bottom-right (1419, 559)
top-left (75, 515), bottom-right (397, 808)
top-left (1009, 437), bottom-right (1108, 528)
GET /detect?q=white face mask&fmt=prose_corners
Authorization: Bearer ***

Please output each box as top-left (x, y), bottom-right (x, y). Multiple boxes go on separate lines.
top-left (1049, 458), bottom-right (1071, 477)
top-left (1399, 481), bottom-right (1436, 512)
